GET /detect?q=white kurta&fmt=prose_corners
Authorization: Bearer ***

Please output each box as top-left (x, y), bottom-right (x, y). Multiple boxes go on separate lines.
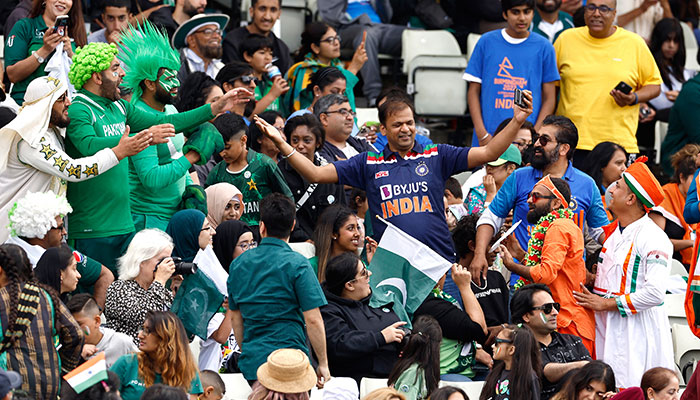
top-left (0, 128), bottom-right (118, 241)
top-left (593, 215), bottom-right (675, 388)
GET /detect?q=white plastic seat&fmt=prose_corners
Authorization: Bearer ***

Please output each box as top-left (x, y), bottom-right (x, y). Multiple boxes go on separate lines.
top-left (672, 258), bottom-right (690, 279)
top-left (356, 107), bottom-right (380, 128)
top-left (654, 120), bottom-right (669, 165)
top-left (189, 335), bottom-right (201, 361)
top-left (359, 377), bottom-right (388, 399)
top-left (666, 293), bottom-right (688, 328)
top-left (279, 0), bottom-right (308, 56)
top-left (287, 241), bottom-right (316, 259)
top-left (673, 323), bottom-right (700, 384)
top-left (439, 380), bottom-right (485, 400)
top-left (220, 373), bottom-right (252, 400)
top-left (466, 33), bottom-right (481, 62)
top-left (681, 22), bottom-right (700, 72)
top-left (401, 30), bottom-right (462, 75)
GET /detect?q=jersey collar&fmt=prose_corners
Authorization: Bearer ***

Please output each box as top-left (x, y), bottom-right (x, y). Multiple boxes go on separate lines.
top-left (381, 140), bottom-right (425, 159)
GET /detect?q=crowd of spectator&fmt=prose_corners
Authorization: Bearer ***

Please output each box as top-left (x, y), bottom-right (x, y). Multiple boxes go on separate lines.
top-left (1, 0), bottom-right (700, 399)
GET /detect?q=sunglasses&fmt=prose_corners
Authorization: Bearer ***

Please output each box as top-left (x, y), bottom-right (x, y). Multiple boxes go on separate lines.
top-left (229, 75), bottom-right (256, 85)
top-left (494, 338), bottom-right (513, 345)
top-left (532, 302), bottom-right (561, 314)
top-left (50, 224), bottom-right (66, 231)
top-left (528, 192), bottom-right (557, 202)
top-left (532, 133), bottom-right (556, 147)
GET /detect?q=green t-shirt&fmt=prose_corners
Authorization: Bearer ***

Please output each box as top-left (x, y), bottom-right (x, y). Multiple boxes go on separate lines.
top-left (254, 79), bottom-right (281, 113)
top-left (431, 288), bottom-right (476, 377)
top-left (227, 237), bottom-right (327, 380)
top-left (65, 89), bottom-right (213, 239)
top-left (4, 15), bottom-right (75, 103)
top-left (110, 354), bottom-right (202, 400)
top-left (394, 363), bottom-right (428, 400)
top-left (128, 101), bottom-right (194, 220)
top-left (205, 149), bottom-right (293, 226)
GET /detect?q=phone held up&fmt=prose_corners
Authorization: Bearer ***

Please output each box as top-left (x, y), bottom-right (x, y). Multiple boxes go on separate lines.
top-left (614, 81), bottom-right (633, 95)
top-left (513, 87), bottom-right (526, 108)
top-left (53, 15), bottom-right (69, 36)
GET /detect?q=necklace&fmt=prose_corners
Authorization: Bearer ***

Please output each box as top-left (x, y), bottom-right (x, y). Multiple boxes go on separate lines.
top-left (514, 208), bottom-right (574, 289)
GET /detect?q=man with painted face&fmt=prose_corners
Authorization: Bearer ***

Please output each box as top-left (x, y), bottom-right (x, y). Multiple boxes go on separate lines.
top-left (497, 175), bottom-right (595, 356)
top-left (64, 39), bottom-right (250, 272)
top-left (119, 21), bottom-right (225, 231)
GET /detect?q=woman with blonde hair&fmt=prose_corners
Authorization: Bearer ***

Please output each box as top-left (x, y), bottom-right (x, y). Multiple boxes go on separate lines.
top-left (110, 310), bottom-right (202, 400)
top-left (104, 229), bottom-right (176, 343)
top-left (650, 143), bottom-right (700, 267)
top-left (363, 388), bottom-right (407, 400)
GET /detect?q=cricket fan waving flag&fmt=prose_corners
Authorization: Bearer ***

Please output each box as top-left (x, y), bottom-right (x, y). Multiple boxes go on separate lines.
top-left (64, 41), bottom-right (252, 273)
top-left (118, 21), bottom-right (224, 231)
top-left (0, 76), bottom-right (151, 242)
top-left (254, 92), bottom-right (534, 268)
top-left (573, 157), bottom-right (674, 388)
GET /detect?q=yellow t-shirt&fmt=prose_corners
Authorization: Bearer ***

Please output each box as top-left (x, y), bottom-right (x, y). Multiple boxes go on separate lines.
top-left (554, 27), bottom-right (661, 153)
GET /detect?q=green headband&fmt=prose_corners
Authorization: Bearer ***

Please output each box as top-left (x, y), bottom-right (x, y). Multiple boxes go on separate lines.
top-left (68, 42), bottom-right (119, 90)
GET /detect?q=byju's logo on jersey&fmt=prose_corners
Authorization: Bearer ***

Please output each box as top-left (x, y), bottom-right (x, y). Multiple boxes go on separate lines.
top-left (380, 184), bottom-right (392, 200)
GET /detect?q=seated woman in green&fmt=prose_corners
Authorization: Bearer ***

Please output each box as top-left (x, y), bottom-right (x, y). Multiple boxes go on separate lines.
top-left (283, 22), bottom-right (367, 115)
top-left (110, 311), bottom-right (202, 400)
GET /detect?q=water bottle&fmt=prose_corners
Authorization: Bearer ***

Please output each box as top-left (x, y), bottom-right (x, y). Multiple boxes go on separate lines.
top-left (266, 63), bottom-right (281, 80)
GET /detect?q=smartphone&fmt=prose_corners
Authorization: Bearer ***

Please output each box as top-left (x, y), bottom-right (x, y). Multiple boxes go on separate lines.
top-left (53, 15), bottom-right (69, 36)
top-left (614, 81), bottom-right (633, 95)
top-left (513, 87), bottom-right (526, 108)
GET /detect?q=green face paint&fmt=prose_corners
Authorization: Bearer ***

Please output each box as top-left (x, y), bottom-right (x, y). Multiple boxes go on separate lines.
top-left (540, 311), bottom-right (548, 324)
top-left (158, 69), bottom-right (180, 96)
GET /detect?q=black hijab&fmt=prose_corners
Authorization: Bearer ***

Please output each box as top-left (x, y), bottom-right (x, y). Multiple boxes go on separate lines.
top-left (213, 220), bottom-right (253, 272)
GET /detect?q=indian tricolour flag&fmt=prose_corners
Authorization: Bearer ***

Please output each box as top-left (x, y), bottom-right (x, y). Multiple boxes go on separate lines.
top-left (369, 217), bottom-right (453, 326)
top-left (64, 352), bottom-right (108, 394)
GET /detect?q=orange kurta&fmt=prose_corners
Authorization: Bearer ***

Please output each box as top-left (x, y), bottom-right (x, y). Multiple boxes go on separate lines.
top-left (530, 217), bottom-right (596, 355)
top-left (656, 183), bottom-right (696, 265)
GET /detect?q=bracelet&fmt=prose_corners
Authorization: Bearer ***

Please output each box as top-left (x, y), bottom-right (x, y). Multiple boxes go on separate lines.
top-left (281, 148), bottom-right (297, 159)
top-left (633, 92), bottom-right (639, 105)
top-left (480, 132), bottom-right (490, 141)
top-left (32, 51), bottom-right (45, 63)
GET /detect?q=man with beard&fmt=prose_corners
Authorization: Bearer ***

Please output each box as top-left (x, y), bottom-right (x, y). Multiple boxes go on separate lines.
top-left (470, 115), bottom-right (608, 290)
top-left (150, 0), bottom-right (206, 39)
top-left (173, 14), bottom-right (229, 82)
top-left (120, 21), bottom-right (225, 231)
top-left (64, 41), bottom-right (251, 272)
top-left (222, 0), bottom-right (292, 76)
top-left (0, 76), bottom-right (151, 243)
top-left (554, 0), bottom-right (661, 162)
top-left (498, 175), bottom-right (595, 355)
top-left (531, 0), bottom-right (574, 43)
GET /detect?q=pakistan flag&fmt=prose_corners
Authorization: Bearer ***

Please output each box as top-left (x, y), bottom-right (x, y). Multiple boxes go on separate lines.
top-left (369, 218), bottom-right (453, 326)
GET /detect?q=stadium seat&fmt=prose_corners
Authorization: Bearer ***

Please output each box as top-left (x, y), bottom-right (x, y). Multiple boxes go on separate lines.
top-left (672, 323), bottom-right (700, 384)
top-left (220, 373), bottom-right (253, 400)
top-left (189, 335), bottom-right (201, 361)
top-left (671, 258), bottom-right (689, 279)
top-left (401, 30), bottom-right (467, 116)
top-left (466, 33), bottom-right (481, 63)
top-left (666, 293), bottom-right (688, 328)
top-left (359, 377), bottom-right (388, 399)
top-left (288, 241), bottom-right (316, 258)
top-left (356, 108), bottom-right (380, 128)
top-left (653, 121), bottom-right (668, 165)
top-left (0, 35), bottom-right (4, 61)
top-left (279, 0), bottom-right (310, 55)
top-left (439, 380), bottom-right (485, 399)
top-left (680, 22), bottom-right (700, 72)
top-left (453, 170), bottom-right (473, 187)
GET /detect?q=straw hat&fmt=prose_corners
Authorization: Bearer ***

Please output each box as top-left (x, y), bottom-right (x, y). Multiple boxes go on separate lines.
top-left (257, 349), bottom-right (317, 393)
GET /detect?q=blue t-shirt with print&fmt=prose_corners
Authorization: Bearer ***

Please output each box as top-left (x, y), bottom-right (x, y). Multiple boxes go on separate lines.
top-left (464, 30), bottom-right (560, 146)
top-left (334, 142), bottom-right (471, 262)
top-left (489, 162), bottom-right (609, 252)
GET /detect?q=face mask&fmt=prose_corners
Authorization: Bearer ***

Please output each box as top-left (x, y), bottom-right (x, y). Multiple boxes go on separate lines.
top-left (158, 69), bottom-right (180, 95)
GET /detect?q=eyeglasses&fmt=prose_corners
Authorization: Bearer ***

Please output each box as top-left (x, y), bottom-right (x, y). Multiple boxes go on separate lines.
top-left (50, 224), bottom-right (66, 231)
top-left (229, 75), bottom-right (257, 85)
top-left (324, 108), bottom-right (356, 118)
top-left (532, 302), bottom-right (561, 314)
top-left (494, 338), bottom-right (513, 345)
top-left (349, 266), bottom-right (369, 283)
top-left (237, 241), bottom-right (258, 251)
top-left (532, 133), bottom-right (556, 147)
top-left (195, 28), bottom-right (222, 37)
top-left (140, 325), bottom-right (153, 335)
top-left (319, 35), bottom-right (341, 44)
top-left (528, 192), bottom-right (557, 202)
top-left (56, 93), bottom-right (69, 103)
top-left (583, 4), bottom-right (615, 15)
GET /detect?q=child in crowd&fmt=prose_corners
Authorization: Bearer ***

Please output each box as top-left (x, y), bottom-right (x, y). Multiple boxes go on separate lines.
top-left (464, 0), bottom-right (558, 147)
top-left (480, 324), bottom-right (541, 400)
top-left (205, 113), bottom-right (293, 228)
top-left (241, 34), bottom-right (290, 115)
top-left (199, 370), bottom-right (226, 400)
top-left (67, 293), bottom-right (137, 367)
top-left (387, 315), bottom-right (442, 400)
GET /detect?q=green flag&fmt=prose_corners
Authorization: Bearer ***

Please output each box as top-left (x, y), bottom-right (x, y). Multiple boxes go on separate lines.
top-left (369, 217), bottom-right (453, 327)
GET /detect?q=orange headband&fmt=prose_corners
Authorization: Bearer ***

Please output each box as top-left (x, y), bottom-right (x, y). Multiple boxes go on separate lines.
top-left (536, 175), bottom-right (568, 207)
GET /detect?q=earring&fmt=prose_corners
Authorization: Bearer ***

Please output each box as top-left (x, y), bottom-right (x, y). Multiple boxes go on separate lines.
top-left (333, 236), bottom-right (337, 240)
top-left (41, 1), bottom-right (45, 6)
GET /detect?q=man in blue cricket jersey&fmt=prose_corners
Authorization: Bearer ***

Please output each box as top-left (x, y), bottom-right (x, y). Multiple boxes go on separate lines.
top-left (253, 94), bottom-right (533, 265)
top-left (470, 115), bottom-right (609, 285)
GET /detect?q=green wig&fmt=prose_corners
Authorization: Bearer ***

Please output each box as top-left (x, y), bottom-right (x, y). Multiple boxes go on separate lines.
top-left (68, 42), bottom-right (119, 90)
top-left (118, 20), bottom-right (181, 103)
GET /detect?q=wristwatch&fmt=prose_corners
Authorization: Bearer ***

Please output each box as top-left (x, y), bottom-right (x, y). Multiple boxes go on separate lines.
top-left (32, 51), bottom-right (45, 63)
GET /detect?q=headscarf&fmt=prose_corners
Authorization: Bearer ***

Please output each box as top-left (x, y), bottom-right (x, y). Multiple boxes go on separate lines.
top-left (213, 219), bottom-right (252, 272)
top-left (205, 183), bottom-right (244, 229)
top-left (166, 209), bottom-right (206, 263)
top-left (34, 244), bottom-right (74, 294)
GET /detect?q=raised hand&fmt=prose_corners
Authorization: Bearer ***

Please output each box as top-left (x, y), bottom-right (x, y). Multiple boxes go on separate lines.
top-left (113, 125), bottom-right (153, 159)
